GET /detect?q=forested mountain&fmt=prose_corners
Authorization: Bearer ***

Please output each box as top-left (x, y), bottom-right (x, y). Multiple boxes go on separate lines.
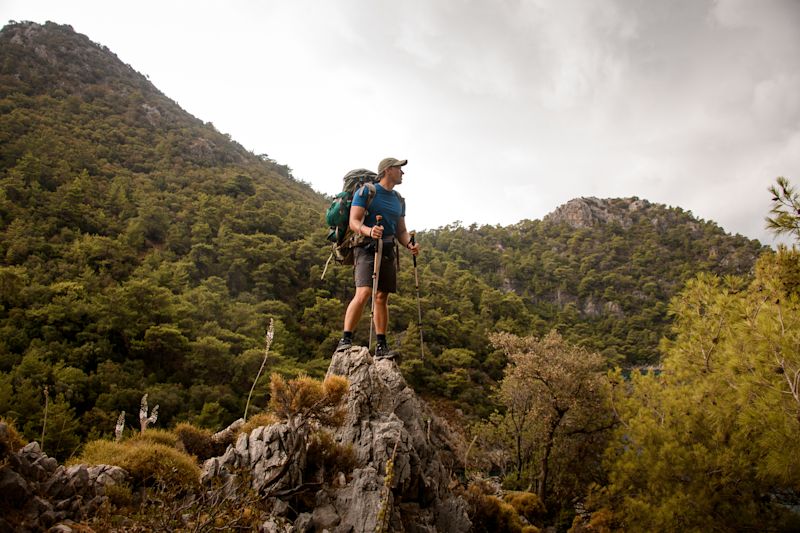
top-left (0, 21), bottom-right (766, 462)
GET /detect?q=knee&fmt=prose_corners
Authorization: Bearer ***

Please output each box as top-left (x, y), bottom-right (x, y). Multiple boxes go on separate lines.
top-left (375, 291), bottom-right (389, 305)
top-left (352, 288), bottom-right (371, 305)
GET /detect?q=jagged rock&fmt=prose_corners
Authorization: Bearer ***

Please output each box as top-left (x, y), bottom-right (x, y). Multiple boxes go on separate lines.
top-left (544, 196), bottom-right (651, 229)
top-left (326, 346), bottom-right (471, 533)
top-left (200, 345), bottom-right (470, 532)
top-left (0, 440), bottom-right (128, 532)
top-left (0, 468), bottom-right (30, 507)
top-left (202, 421), bottom-right (306, 496)
top-left (293, 512), bottom-right (312, 532)
top-left (312, 503), bottom-right (340, 530)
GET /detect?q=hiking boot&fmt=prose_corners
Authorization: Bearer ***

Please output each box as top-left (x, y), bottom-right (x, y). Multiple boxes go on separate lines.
top-left (374, 341), bottom-right (394, 360)
top-left (336, 337), bottom-right (353, 351)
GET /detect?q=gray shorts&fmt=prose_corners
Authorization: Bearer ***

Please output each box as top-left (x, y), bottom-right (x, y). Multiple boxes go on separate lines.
top-left (354, 240), bottom-right (397, 293)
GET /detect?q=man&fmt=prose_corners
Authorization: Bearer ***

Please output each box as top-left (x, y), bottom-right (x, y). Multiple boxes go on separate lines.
top-left (337, 157), bottom-right (420, 358)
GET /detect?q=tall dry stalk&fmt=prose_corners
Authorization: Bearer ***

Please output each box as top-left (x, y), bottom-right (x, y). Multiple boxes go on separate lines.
top-left (244, 318), bottom-right (274, 421)
top-left (41, 385), bottom-right (49, 451)
top-left (139, 394), bottom-right (159, 432)
top-left (115, 411), bottom-right (126, 442)
top-left (375, 439), bottom-right (400, 533)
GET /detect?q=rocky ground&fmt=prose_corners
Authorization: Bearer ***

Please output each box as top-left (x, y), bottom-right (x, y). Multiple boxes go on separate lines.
top-left (0, 346), bottom-right (472, 532)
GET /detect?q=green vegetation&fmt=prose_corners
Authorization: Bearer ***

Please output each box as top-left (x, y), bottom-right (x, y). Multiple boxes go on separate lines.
top-left (0, 20), bottom-right (765, 456)
top-left (590, 248), bottom-right (800, 532)
top-left (76, 438), bottom-right (200, 490)
top-left (3, 21), bottom-right (797, 531)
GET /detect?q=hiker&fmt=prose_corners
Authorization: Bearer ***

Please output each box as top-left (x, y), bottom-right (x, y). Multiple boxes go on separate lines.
top-left (337, 157), bottom-right (420, 358)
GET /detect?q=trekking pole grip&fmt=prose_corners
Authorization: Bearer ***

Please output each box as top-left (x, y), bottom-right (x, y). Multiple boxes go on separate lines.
top-left (410, 231), bottom-right (417, 267)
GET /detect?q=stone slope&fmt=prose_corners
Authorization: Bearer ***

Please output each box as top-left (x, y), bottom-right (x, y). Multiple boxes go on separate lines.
top-left (326, 346), bottom-right (470, 532)
top-left (204, 345), bottom-right (471, 532)
top-left (1, 347), bottom-right (471, 532)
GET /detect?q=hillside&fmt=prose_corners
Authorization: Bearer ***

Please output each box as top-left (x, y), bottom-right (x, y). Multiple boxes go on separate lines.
top-left (0, 21), bottom-right (767, 461)
top-left (0, 21), bottom-right (334, 457)
top-left (417, 196), bottom-right (764, 368)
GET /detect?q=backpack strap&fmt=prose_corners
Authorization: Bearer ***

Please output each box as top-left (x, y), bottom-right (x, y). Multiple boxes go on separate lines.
top-left (356, 182), bottom-right (378, 213)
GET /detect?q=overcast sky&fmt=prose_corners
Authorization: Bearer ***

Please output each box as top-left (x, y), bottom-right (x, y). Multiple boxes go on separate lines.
top-left (3, 1), bottom-right (799, 245)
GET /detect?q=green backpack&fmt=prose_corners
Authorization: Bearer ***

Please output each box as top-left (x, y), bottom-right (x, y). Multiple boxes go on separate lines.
top-left (321, 169), bottom-right (378, 278)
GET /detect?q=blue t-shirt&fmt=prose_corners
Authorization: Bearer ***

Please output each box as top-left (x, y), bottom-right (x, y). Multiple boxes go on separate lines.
top-left (352, 183), bottom-right (405, 236)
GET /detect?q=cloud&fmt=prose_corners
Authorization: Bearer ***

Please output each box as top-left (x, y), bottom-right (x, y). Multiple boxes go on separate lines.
top-left (2, 0), bottom-right (799, 244)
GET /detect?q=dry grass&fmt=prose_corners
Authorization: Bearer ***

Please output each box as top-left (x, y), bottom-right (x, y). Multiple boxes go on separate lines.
top-left (0, 418), bottom-right (26, 460)
top-left (75, 439), bottom-right (200, 490)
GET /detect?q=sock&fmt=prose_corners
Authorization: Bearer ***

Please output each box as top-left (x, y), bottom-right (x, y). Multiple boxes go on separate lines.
top-left (342, 331), bottom-right (353, 340)
top-left (377, 334), bottom-right (386, 344)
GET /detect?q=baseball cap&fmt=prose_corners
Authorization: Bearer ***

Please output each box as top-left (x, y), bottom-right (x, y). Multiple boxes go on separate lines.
top-left (377, 158), bottom-right (408, 176)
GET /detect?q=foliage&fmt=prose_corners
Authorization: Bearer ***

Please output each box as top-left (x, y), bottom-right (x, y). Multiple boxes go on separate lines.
top-left (238, 412), bottom-right (280, 436)
top-left (504, 491), bottom-right (547, 526)
top-left (462, 480), bottom-right (538, 533)
top-left (599, 249), bottom-right (800, 532)
top-left (304, 429), bottom-right (357, 484)
top-left (766, 176), bottom-right (800, 241)
top-left (474, 331), bottom-right (613, 511)
top-left (269, 373), bottom-right (348, 427)
top-left (75, 438), bottom-right (200, 490)
top-left (0, 20), bottom-right (767, 476)
top-left (173, 421), bottom-right (226, 460)
top-left (90, 466), bottom-right (268, 531)
top-left (128, 427), bottom-right (178, 448)
top-left (0, 417), bottom-right (25, 460)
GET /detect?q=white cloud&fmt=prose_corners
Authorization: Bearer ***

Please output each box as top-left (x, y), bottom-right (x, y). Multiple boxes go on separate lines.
top-left (2, 0), bottom-right (799, 245)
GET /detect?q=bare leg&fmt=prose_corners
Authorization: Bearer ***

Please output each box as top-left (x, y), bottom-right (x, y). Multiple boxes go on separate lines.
top-left (343, 286), bottom-right (372, 332)
top-left (374, 291), bottom-right (389, 335)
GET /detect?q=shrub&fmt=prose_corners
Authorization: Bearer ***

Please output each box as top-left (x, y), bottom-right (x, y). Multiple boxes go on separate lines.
top-left (505, 491), bottom-right (546, 525)
top-left (239, 412), bottom-right (279, 437)
top-left (128, 428), bottom-right (179, 448)
top-left (269, 374), bottom-right (348, 426)
top-left (122, 442), bottom-right (200, 490)
top-left (174, 422), bottom-right (225, 460)
top-left (305, 430), bottom-right (357, 483)
top-left (0, 418), bottom-right (26, 460)
top-left (464, 481), bottom-right (527, 533)
top-left (76, 439), bottom-right (200, 490)
top-left (104, 483), bottom-right (134, 508)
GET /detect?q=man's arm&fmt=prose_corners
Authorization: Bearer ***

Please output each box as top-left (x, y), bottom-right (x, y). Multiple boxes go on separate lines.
top-left (396, 217), bottom-right (419, 256)
top-left (350, 205), bottom-right (383, 239)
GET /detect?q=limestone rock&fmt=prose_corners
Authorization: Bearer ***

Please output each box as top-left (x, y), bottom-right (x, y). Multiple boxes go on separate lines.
top-left (0, 440), bottom-right (129, 532)
top-left (325, 346), bottom-right (471, 533)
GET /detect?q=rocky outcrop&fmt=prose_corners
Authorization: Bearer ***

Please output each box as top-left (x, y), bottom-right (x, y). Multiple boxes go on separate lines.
top-left (202, 345), bottom-right (471, 532)
top-left (326, 346), bottom-right (470, 532)
top-left (544, 197), bottom-right (651, 229)
top-left (2, 347), bottom-right (470, 531)
top-left (0, 434), bottom-right (128, 532)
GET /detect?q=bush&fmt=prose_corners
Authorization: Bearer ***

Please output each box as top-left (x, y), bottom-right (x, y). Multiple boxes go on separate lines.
top-left (76, 439), bottom-right (200, 490)
top-left (174, 422), bottom-right (225, 460)
top-left (269, 374), bottom-right (348, 427)
top-left (305, 430), bottom-right (357, 483)
top-left (463, 481), bottom-right (527, 533)
top-left (0, 418), bottom-right (26, 460)
top-left (505, 491), bottom-right (546, 525)
top-left (239, 412), bottom-right (279, 436)
top-left (128, 428), bottom-right (180, 448)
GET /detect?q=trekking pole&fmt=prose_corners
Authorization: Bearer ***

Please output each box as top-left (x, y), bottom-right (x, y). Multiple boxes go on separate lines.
top-left (410, 232), bottom-right (425, 359)
top-left (368, 215), bottom-right (384, 352)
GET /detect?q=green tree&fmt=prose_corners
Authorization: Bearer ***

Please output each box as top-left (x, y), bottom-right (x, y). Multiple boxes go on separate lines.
top-left (477, 331), bottom-right (613, 508)
top-left (766, 176), bottom-right (800, 241)
top-left (601, 250), bottom-right (800, 532)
